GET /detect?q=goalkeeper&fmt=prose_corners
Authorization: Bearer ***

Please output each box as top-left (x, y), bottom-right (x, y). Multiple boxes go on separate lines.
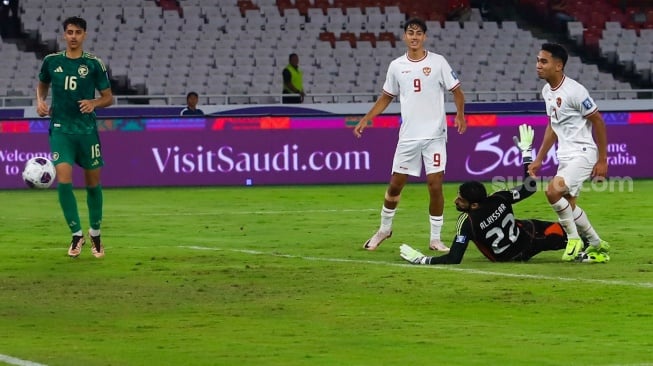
top-left (400, 124), bottom-right (609, 264)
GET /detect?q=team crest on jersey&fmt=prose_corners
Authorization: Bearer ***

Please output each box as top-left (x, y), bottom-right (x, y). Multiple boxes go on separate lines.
top-left (582, 97), bottom-right (594, 110)
top-left (78, 64), bottom-right (89, 77)
top-left (422, 67), bottom-right (431, 76)
top-left (556, 97), bottom-right (562, 107)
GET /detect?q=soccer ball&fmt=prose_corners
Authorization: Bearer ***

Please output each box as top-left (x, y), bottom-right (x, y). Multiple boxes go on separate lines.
top-left (22, 157), bottom-right (56, 189)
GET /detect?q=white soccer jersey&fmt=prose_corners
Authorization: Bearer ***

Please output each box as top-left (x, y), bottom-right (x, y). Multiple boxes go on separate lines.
top-left (541, 75), bottom-right (599, 159)
top-left (382, 51), bottom-right (460, 141)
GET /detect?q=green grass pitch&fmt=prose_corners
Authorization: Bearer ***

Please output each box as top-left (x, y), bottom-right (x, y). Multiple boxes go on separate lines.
top-left (0, 180), bottom-right (652, 366)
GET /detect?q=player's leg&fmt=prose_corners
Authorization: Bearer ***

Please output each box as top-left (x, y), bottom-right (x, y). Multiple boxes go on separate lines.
top-left (363, 173), bottom-right (408, 250)
top-left (363, 140), bottom-right (419, 250)
top-left (547, 179), bottom-right (582, 261)
top-left (80, 133), bottom-right (105, 258)
top-left (423, 139), bottom-right (449, 252)
top-left (533, 219), bottom-right (567, 251)
top-left (573, 205), bottom-right (609, 252)
top-left (547, 157), bottom-right (592, 261)
top-left (50, 132), bottom-right (85, 257)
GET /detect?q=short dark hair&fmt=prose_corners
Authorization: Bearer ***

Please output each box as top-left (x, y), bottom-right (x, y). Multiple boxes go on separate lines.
top-left (186, 92), bottom-right (198, 99)
top-left (62, 16), bottom-right (87, 31)
top-left (288, 53), bottom-right (298, 62)
top-left (404, 18), bottom-right (427, 33)
top-left (541, 43), bottom-right (568, 67)
top-left (459, 181), bottom-right (488, 204)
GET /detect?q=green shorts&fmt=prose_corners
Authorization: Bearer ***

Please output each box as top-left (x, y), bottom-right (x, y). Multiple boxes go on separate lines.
top-left (49, 130), bottom-right (104, 170)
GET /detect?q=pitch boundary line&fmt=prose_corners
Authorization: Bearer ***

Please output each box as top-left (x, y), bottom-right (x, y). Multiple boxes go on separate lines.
top-left (181, 245), bottom-right (653, 289)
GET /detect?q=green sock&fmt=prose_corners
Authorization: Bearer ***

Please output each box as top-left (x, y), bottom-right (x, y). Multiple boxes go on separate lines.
top-left (58, 183), bottom-right (81, 233)
top-left (86, 185), bottom-right (103, 230)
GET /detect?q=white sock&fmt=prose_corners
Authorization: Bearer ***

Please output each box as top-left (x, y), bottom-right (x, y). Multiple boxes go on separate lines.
top-left (573, 206), bottom-right (600, 245)
top-left (72, 230), bottom-right (83, 237)
top-left (380, 206), bottom-right (395, 233)
top-left (551, 198), bottom-right (579, 239)
top-left (429, 215), bottom-right (443, 241)
top-left (89, 228), bottom-right (101, 237)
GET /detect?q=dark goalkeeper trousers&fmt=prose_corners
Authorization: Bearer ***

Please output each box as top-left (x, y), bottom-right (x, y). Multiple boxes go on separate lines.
top-left (511, 219), bottom-right (568, 261)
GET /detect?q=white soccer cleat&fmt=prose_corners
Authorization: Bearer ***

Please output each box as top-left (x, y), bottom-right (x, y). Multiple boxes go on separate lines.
top-left (363, 230), bottom-right (392, 251)
top-left (400, 244), bottom-right (426, 264)
top-left (429, 239), bottom-right (450, 252)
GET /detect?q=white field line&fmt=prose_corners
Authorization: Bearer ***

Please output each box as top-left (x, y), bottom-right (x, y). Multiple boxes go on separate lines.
top-left (2, 208), bottom-right (377, 221)
top-left (182, 245), bottom-right (653, 289)
top-left (0, 354), bottom-right (47, 366)
top-left (112, 208), bottom-right (377, 216)
top-left (25, 244), bottom-right (653, 289)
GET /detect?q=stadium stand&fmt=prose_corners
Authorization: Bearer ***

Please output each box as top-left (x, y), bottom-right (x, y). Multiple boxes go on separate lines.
top-left (0, 0), bottom-right (650, 105)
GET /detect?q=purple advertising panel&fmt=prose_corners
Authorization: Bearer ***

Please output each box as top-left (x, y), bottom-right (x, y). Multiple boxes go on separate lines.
top-left (0, 125), bottom-right (647, 189)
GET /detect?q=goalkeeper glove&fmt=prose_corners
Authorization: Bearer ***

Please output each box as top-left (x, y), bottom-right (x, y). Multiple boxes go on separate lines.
top-left (512, 124), bottom-right (534, 163)
top-left (400, 244), bottom-right (426, 265)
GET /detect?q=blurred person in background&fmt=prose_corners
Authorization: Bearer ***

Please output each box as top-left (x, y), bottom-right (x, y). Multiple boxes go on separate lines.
top-left (282, 53), bottom-right (305, 104)
top-left (180, 91), bottom-right (204, 116)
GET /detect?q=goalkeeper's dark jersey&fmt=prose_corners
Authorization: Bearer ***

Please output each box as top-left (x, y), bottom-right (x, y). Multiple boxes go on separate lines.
top-left (427, 166), bottom-right (566, 264)
top-left (455, 188), bottom-right (532, 262)
top-left (39, 51), bottom-right (111, 134)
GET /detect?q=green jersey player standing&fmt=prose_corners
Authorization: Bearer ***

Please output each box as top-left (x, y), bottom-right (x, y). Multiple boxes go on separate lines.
top-left (36, 16), bottom-right (113, 258)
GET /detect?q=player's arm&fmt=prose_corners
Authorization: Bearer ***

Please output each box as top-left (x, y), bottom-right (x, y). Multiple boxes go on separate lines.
top-left (588, 111), bottom-right (608, 178)
top-left (353, 93), bottom-right (394, 138)
top-left (505, 124), bottom-right (538, 202)
top-left (79, 87), bottom-right (113, 114)
top-left (400, 215), bottom-right (472, 265)
top-left (451, 86), bottom-right (466, 134)
top-left (528, 121), bottom-right (557, 177)
top-left (426, 215), bottom-right (472, 264)
top-left (36, 81), bottom-right (50, 117)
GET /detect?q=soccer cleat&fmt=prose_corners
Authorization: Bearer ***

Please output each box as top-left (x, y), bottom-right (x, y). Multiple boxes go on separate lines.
top-left (576, 250), bottom-right (610, 263)
top-left (596, 240), bottom-right (610, 253)
top-left (363, 230), bottom-right (392, 251)
top-left (562, 238), bottom-right (583, 261)
top-left (400, 244), bottom-right (426, 264)
top-left (429, 239), bottom-right (450, 252)
top-left (88, 230), bottom-right (105, 258)
top-left (68, 235), bottom-right (85, 258)
top-left (582, 240), bottom-right (610, 261)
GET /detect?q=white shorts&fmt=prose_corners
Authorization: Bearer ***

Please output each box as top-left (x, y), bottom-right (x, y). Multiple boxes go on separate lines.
top-left (391, 138), bottom-right (447, 177)
top-left (556, 152), bottom-right (597, 197)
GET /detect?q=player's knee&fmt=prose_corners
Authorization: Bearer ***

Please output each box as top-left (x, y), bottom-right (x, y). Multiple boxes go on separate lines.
top-left (385, 190), bottom-right (401, 202)
top-left (545, 179), bottom-right (565, 202)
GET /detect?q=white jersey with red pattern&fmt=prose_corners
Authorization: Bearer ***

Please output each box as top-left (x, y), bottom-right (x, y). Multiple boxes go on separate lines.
top-left (541, 75), bottom-right (599, 159)
top-left (382, 51), bottom-right (460, 141)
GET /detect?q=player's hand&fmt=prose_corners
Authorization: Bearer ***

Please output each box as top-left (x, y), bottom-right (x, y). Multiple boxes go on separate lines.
top-left (78, 99), bottom-right (96, 114)
top-left (591, 159), bottom-right (608, 180)
top-left (528, 159), bottom-right (541, 177)
top-left (454, 114), bottom-right (466, 134)
top-left (400, 244), bottom-right (426, 264)
top-left (513, 124), bottom-right (534, 152)
top-left (36, 100), bottom-right (50, 117)
top-left (353, 119), bottom-right (369, 138)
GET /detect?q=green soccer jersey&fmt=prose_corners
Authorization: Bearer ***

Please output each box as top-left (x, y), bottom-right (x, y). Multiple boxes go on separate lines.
top-left (39, 51), bottom-right (111, 134)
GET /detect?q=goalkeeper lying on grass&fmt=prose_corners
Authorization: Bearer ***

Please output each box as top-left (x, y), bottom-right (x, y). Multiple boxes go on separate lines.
top-left (400, 124), bottom-right (609, 264)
